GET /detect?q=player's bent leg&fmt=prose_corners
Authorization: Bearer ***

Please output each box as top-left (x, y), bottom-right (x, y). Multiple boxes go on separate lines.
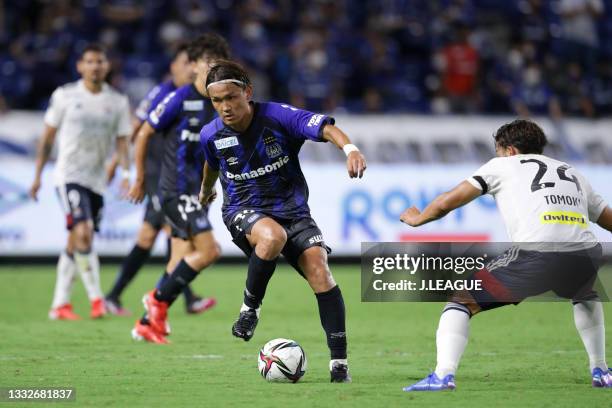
top-left (72, 221), bottom-right (106, 319)
top-left (572, 298), bottom-right (612, 387)
top-left (136, 221), bottom-right (159, 250)
top-left (232, 218), bottom-right (286, 342)
top-left (298, 246), bottom-right (350, 383)
top-left (146, 232), bottom-right (220, 335)
top-left (106, 222), bottom-right (160, 316)
top-left (49, 233), bottom-right (80, 320)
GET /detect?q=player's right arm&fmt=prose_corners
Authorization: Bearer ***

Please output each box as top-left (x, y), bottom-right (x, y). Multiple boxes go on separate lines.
top-left (31, 86), bottom-right (66, 201)
top-left (30, 124), bottom-right (58, 201)
top-left (127, 121), bottom-right (155, 203)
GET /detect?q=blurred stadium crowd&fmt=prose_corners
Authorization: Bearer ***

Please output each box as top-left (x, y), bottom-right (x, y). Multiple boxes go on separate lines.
top-left (1, 0), bottom-right (612, 117)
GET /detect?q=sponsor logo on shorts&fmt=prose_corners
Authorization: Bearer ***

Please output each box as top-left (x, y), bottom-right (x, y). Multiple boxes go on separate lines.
top-left (308, 234), bottom-right (323, 245)
top-left (183, 100), bottom-right (204, 111)
top-left (215, 136), bottom-right (239, 150)
top-left (226, 156), bottom-right (290, 181)
top-left (247, 214), bottom-right (260, 223)
top-left (196, 216), bottom-right (209, 229)
top-left (540, 211), bottom-right (587, 228)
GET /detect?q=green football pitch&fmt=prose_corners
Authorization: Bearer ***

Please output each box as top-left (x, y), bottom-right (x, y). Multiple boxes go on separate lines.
top-left (1, 264), bottom-right (611, 407)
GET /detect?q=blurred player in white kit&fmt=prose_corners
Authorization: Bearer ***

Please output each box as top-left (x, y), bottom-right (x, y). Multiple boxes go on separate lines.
top-left (30, 44), bottom-right (131, 320)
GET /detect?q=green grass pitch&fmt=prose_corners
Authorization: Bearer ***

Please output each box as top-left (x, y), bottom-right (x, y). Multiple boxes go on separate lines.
top-left (0, 263), bottom-right (611, 407)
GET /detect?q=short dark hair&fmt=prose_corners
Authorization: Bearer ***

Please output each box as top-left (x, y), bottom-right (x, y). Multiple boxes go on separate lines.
top-left (187, 33), bottom-right (230, 62)
top-left (493, 119), bottom-right (548, 154)
top-left (206, 60), bottom-right (251, 89)
top-left (171, 42), bottom-right (189, 61)
top-left (80, 43), bottom-right (106, 59)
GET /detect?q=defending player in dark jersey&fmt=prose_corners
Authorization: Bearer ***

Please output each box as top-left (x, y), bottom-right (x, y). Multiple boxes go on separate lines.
top-left (105, 43), bottom-right (214, 316)
top-left (199, 60), bottom-right (367, 382)
top-left (127, 33), bottom-right (230, 344)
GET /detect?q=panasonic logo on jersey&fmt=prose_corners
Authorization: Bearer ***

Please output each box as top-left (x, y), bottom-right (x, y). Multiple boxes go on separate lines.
top-left (226, 156), bottom-right (290, 181)
top-left (180, 129), bottom-right (200, 142)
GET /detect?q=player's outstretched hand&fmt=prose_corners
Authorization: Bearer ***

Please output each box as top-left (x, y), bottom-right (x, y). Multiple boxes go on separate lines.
top-left (29, 178), bottom-right (41, 201)
top-left (199, 187), bottom-right (217, 205)
top-left (127, 181), bottom-right (145, 204)
top-left (347, 151), bottom-right (367, 179)
top-left (400, 206), bottom-right (422, 227)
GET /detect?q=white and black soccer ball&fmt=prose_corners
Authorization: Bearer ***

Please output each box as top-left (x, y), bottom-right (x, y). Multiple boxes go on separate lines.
top-left (258, 338), bottom-right (307, 383)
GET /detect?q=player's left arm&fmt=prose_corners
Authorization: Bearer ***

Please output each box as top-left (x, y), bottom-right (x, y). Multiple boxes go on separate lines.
top-left (115, 135), bottom-right (130, 196)
top-left (321, 124), bottom-right (367, 179)
top-left (199, 162), bottom-right (219, 205)
top-left (596, 206), bottom-right (612, 232)
top-left (400, 181), bottom-right (481, 227)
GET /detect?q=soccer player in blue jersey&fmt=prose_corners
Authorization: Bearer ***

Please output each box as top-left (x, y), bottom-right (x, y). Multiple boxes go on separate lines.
top-left (126, 33), bottom-right (229, 344)
top-left (105, 43), bottom-right (213, 316)
top-left (199, 60), bottom-right (367, 382)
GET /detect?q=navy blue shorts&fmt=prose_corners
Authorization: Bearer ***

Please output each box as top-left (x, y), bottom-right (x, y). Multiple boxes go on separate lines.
top-left (162, 194), bottom-right (212, 240)
top-left (226, 209), bottom-right (331, 276)
top-left (55, 183), bottom-right (104, 231)
top-left (466, 244), bottom-right (602, 309)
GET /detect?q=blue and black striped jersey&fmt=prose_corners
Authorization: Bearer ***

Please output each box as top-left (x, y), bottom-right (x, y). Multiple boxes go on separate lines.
top-left (147, 83), bottom-right (216, 198)
top-left (200, 101), bottom-right (333, 223)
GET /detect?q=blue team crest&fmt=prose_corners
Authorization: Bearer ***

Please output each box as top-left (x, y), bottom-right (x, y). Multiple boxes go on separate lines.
top-left (265, 143), bottom-right (283, 158)
top-left (263, 128), bottom-right (283, 158)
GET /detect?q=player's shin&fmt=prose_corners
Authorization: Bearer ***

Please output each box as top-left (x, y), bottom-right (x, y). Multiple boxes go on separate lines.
top-left (574, 300), bottom-right (608, 372)
top-left (74, 250), bottom-right (104, 300)
top-left (107, 244), bottom-right (151, 300)
top-left (434, 303), bottom-right (471, 379)
top-left (315, 285), bottom-right (347, 360)
top-left (154, 260), bottom-right (198, 304)
top-left (51, 251), bottom-right (77, 308)
top-left (243, 253), bottom-right (278, 312)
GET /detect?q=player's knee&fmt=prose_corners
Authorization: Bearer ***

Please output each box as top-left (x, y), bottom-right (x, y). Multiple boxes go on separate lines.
top-left (137, 226), bottom-right (158, 249)
top-left (190, 241), bottom-right (221, 269)
top-left (256, 228), bottom-right (287, 257)
top-left (306, 264), bottom-right (335, 291)
top-left (73, 223), bottom-right (92, 250)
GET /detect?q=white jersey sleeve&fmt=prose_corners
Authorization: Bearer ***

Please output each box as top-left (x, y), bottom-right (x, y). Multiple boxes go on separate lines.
top-left (44, 87), bottom-right (67, 128)
top-left (466, 158), bottom-right (504, 196)
top-left (583, 177), bottom-right (608, 221)
top-left (115, 95), bottom-right (132, 138)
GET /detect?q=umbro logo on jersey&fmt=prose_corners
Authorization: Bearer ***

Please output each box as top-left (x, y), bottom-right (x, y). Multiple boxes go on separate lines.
top-left (541, 211), bottom-right (587, 228)
top-left (215, 136), bottom-right (239, 149)
top-left (227, 157), bottom-right (239, 166)
top-left (183, 100), bottom-right (204, 111)
top-left (307, 114), bottom-right (324, 127)
top-left (226, 156), bottom-right (289, 181)
top-left (189, 117), bottom-right (200, 127)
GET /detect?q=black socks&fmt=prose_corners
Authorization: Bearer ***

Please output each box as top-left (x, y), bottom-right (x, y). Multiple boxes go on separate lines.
top-left (155, 260), bottom-right (199, 304)
top-left (243, 253), bottom-right (278, 309)
top-left (107, 245), bottom-right (150, 300)
top-left (316, 285), bottom-right (347, 360)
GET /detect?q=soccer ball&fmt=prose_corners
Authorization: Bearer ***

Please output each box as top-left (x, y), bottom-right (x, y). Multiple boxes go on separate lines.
top-left (258, 338), bottom-right (307, 383)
